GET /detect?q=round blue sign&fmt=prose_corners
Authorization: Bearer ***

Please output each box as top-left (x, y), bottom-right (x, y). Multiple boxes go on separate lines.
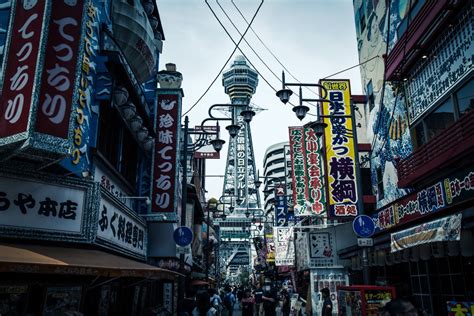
top-left (352, 215), bottom-right (376, 238)
top-left (173, 226), bottom-right (194, 247)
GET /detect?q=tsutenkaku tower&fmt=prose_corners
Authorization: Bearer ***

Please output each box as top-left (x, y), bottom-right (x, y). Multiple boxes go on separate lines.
top-left (222, 56), bottom-right (261, 213)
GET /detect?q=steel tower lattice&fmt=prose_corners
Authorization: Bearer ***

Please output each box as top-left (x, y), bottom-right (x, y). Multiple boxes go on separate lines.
top-left (217, 56), bottom-right (261, 277)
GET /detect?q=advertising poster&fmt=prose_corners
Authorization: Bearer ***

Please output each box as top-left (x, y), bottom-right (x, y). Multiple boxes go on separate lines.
top-left (273, 227), bottom-right (295, 266)
top-left (265, 233), bottom-right (275, 263)
top-left (447, 301), bottom-right (474, 315)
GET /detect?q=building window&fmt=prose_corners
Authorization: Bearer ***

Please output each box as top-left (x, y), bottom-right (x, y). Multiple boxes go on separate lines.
top-left (456, 79), bottom-right (474, 117)
top-left (424, 98), bottom-right (455, 141)
top-left (98, 102), bottom-right (139, 187)
top-left (410, 78), bottom-right (472, 149)
top-left (376, 167), bottom-right (384, 200)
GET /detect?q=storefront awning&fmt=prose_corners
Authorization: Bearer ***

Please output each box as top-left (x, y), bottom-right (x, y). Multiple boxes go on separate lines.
top-left (0, 243), bottom-right (183, 279)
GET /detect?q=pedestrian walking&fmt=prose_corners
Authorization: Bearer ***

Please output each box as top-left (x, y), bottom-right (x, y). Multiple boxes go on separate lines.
top-left (280, 289), bottom-right (291, 316)
top-left (320, 288), bottom-right (332, 316)
top-left (209, 288), bottom-right (223, 315)
top-left (222, 286), bottom-right (236, 316)
top-left (192, 291), bottom-right (217, 316)
top-left (253, 284), bottom-right (264, 316)
top-left (241, 289), bottom-right (255, 316)
top-left (262, 287), bottom-right (278, 316)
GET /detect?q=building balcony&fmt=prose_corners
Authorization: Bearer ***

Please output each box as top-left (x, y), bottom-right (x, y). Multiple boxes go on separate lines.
top-left (385, 0), bottom-right (464, 81)
top-left (397, 110), bottom-right (474, 187)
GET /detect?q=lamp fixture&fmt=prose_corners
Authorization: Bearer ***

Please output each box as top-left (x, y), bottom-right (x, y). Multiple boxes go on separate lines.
top-left (228, 206), bottom-right (234, 213)
top-left (236, 197), bottom-right (243, 205)
top-left (258, 224), bottom-right (263, 231)
top-left (210, 138), bottom-right (225, 152)
top-left (240, 109), bottom-right (256, 123)
top-left (245, 210), bottom-right (251, 218)
top-left (304, 120), bottom-right (328, 138)
top-left (292, 105), bottom-right (310, 121)
top-left (222, 213), bottom-right (227, 221)
top-left (226, 124), bottom-right (241, 138)
top-left (276, 88), bottom-right (293, 104)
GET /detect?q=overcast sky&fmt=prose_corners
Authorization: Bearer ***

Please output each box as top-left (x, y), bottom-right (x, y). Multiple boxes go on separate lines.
top-left (158, 0), bottom-right (363, 201)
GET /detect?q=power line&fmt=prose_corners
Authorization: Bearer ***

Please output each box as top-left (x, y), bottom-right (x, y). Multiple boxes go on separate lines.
top-left (322, 55), bottom-right (380, 79)
top-left (207, 1), bottom-right (278, 94)
top-left (212, 1), bottom-right (313, 108)
top-left (182, 0), bottom-right (264, 117)
top-left (231, 0), bottom-right (320, 98)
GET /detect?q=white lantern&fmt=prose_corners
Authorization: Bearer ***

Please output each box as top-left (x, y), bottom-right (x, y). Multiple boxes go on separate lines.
top-left (432, 242), bottom-right (446, 258)
top-left (120, 102), bottom-right (136, 120)
top-left (129, 116), bottom-right (143, 132)
top-left (113, 86), bottom-right (129, 106)
top-left (136, 127), bottom-right (148, 142)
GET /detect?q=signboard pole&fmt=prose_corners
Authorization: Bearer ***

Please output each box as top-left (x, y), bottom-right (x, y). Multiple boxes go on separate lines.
top-left (362, 248), bottom-right (370, 285)
top-left (350, 99), bottom-right (365, 217)
top-left (178, 115), bottom-right (189, 303)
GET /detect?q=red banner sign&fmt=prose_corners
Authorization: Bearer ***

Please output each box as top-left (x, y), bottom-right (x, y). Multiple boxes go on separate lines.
top-left (0, 0), bottom-right (47, 138)
top-left (35, 0), bottom-right (85, 138)
top-left (152, 94), bottom-right (180, 213)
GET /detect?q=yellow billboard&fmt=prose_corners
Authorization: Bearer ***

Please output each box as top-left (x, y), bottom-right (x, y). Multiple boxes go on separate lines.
top-left (320, 80), bottom-right (359, 217)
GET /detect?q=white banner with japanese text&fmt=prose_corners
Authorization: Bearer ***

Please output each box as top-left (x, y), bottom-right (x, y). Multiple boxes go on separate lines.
top-left (273, 227), bottom-right (295, 266)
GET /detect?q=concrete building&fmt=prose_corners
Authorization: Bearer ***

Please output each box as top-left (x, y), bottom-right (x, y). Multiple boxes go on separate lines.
top-left (347, 0), bottom-right (474, 313)
top-left (0, 1), bottom-right (186, 314)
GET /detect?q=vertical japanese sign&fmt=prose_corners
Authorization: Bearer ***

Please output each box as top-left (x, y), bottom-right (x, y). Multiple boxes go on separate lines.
top-left (288, 127), bottom-right (326, 216)
top-left (320, 80), bottom-right (359, 217)
top-left (235, 111), bottom-right (247, 203)
top-left (152, 93), bottom-right (181, 213)
top-left (274, 184), bottom-right (289, 226)
top-left (0, 0), bottom-right (48, 139)
top-left (35, 0), bottom-right (85, 138)
top-left (61, 0), bottom-right (99, 174)
top-left (283, 145), bottom-right (295, 217)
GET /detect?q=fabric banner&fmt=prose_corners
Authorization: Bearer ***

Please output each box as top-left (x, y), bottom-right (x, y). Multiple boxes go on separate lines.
top-left (265, 233), bottom-right (275, 263)
top-left (273, 227), bottom-right (295, 266)
top-left (390, 213), bottom-right (462, 252)
top-left (320, 79), bottom-right (360, 217)
top-left (288, 127), bottom-right (326, 217)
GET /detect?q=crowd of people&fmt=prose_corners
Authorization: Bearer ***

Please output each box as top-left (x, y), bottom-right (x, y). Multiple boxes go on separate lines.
top-left (178, 283), bottom-right (304, 316)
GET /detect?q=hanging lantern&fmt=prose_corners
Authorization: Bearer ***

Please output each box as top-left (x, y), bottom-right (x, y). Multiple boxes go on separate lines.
top-left (120, 102), bottom-right (136, 120)
top-left (129, 116), bottom-right (143, 132)
top-left (113, 86), bottom-right (129, 106)
top-left (432, 242), bottom-right (446, 258)
top-left (410, 246), bottom-right (420, 262)
top-left (136, 127), bottom-right (149, 142)
top-left (142, 0), bottom-right (154, 15)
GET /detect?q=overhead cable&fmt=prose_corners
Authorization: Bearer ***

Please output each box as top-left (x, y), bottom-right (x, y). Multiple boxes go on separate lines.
top-left (182, 0), bottom-right (264, 117)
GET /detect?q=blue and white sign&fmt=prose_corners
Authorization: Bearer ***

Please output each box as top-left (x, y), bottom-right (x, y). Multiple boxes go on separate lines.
top-left (353, 215), bottom-right (375, 238)
top-left (173, 226), bottom-right (193, 247)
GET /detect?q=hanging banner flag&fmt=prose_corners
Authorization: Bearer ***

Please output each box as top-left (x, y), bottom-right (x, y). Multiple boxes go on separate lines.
top-left (265, 233), bottom-right (275, 263)
top-left (273, 227), bottom-right (295, 266)
top-left (274, 184), bottom-right (289, 226)
top-left (390, 213), bottom-right (462, 252)
top-left (288, 127), bottom-right (326, 217)
top-left (320, 79), bottom-right (360, 217)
